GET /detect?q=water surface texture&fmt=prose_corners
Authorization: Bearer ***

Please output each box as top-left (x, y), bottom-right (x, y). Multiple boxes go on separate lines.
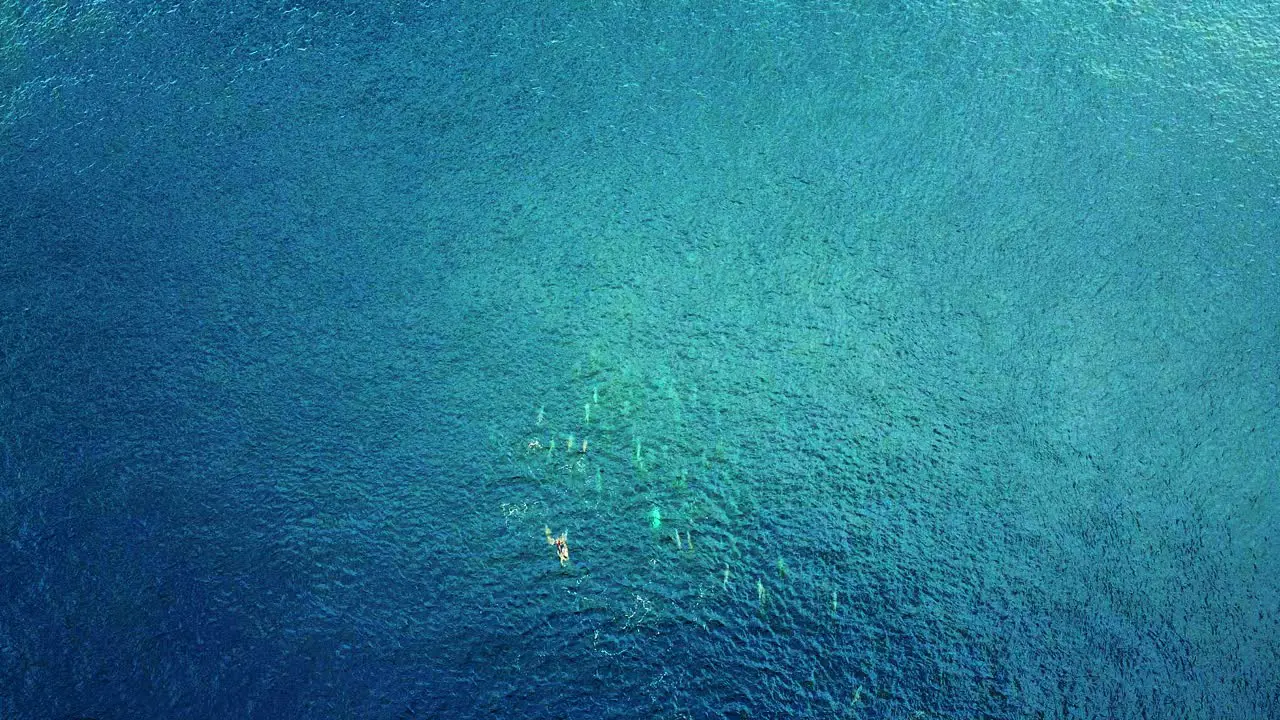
top-left (2, 1), bottom-right (1277, 718)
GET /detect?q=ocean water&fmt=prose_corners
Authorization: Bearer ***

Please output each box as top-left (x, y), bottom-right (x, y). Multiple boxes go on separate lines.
top-left (1, 1), bottom-right (1277, 718)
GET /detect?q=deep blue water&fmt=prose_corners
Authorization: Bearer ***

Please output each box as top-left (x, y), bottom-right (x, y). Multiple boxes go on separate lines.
top-left (1, 1), bottom-right (1277, 718)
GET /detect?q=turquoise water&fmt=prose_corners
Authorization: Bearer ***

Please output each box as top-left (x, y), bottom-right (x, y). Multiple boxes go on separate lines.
top-left (1, 2), bottom-right (1277, 718)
